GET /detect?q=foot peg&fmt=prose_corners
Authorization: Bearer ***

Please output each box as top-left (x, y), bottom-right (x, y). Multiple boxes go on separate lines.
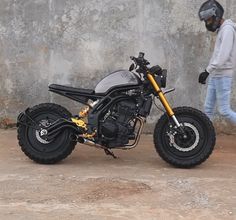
top-left (104, 149), bottom-right (117, 159)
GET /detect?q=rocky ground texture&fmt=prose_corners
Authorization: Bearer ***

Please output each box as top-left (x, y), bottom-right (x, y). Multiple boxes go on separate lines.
top-left (0, 129), bottom-right (235, 220)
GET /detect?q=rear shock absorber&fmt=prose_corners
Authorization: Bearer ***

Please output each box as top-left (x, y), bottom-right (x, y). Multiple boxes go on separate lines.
top-left (79, 100), bottom-right (99, 118)
top-left (79, 106), bottom-right (90, 118)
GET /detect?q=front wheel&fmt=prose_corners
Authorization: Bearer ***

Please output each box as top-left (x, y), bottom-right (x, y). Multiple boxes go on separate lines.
top-left (154, 107), bottom-right (216, 168)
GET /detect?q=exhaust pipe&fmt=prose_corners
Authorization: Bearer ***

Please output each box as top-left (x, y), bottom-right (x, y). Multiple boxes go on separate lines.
top-left (77, 117), bottom-right (144, 150)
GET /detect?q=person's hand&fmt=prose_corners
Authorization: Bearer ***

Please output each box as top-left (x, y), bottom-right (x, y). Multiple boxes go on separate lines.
top-left (198, 70), bottom-right (209, 84)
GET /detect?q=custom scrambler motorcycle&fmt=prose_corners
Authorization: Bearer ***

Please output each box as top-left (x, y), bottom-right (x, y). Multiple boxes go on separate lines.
top-left (17, 52), bottom-right (215, 168)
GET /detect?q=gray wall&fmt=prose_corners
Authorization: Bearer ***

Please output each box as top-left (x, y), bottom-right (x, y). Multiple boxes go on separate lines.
top-left (0, 0), bottom-right (236, 131)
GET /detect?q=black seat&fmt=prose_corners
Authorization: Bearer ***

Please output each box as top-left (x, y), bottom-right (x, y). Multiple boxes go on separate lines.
top-left (49, 84), bottom-right (94, 95)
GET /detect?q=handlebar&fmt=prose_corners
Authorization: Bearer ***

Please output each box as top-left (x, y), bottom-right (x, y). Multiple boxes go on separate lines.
top-left (129, 53), bottom-right (167, 87)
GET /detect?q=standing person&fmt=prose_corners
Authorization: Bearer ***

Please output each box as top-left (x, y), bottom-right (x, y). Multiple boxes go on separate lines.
top-left (198, 0), bottom-right (236, 124)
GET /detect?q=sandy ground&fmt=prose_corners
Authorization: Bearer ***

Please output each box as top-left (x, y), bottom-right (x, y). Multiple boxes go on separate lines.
top-left (0, 129), bottom-right (235, 220)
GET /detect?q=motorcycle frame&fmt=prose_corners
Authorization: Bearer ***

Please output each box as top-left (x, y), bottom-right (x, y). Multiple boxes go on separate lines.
top-left (47, 70), bottom-right (178, 133)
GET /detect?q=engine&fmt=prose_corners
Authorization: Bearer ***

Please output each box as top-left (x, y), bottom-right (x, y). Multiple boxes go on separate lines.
top-left (100, 99), bottom-right (137, 148)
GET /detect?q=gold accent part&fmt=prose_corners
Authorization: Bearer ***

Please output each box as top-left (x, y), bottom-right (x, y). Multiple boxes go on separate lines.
top-left (71, 118), bottom-right (87, 129)
top-left (79, 106), bottom-right (90, 118)
top-left (147, 73), bottom-right (174, 116)
top-left (83, 132), bottom-right (96, 139)
top-left (158, 92), bottom-right (174, 116)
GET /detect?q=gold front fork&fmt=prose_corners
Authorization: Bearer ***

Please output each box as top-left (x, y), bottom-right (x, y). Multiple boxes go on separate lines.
top-left (147, 73), bottom-right (174, 117)
top-left (147, 72), bottom-right (182, 128)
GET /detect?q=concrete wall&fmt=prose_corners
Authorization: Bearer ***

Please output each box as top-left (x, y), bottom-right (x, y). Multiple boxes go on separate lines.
top-left (0, 0), bottom-right (236, 131)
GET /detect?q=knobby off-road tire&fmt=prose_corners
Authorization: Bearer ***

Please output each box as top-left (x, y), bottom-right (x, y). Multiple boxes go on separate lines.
top-left (17, 103), bottom-right (77, 164)
top-left (154, 107), bottom-right (216, 168)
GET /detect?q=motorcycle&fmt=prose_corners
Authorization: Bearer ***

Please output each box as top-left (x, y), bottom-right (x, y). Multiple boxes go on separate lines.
top-left (17, 52), bottom-right (216, 168)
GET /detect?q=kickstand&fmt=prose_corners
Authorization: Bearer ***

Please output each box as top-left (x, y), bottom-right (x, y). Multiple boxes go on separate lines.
top-left (104, 149), bottom-right (117, 159)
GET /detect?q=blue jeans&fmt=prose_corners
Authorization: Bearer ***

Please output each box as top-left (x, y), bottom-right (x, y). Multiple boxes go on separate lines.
top-left (204, 76), bottom-right (236, 124)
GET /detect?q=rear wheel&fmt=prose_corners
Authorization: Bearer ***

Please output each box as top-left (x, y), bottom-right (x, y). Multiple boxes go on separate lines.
top-left (17, 103), bottom-right (77, 164)
top-left (154, 107), bottom-right (216, 168)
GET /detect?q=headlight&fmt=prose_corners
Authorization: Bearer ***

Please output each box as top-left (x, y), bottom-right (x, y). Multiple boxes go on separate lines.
top-left (155, 69), bottom-right (167, 88)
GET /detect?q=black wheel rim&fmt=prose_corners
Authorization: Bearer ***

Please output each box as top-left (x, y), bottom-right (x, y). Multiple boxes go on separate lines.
top-left (26, 111), bottom-right (70, 154)
top-left (161, 115), bottom-right (208, 159)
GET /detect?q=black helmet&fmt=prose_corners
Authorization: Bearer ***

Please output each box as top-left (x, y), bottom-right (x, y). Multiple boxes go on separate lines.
top-left (198, 0), bottom-right (224, 32)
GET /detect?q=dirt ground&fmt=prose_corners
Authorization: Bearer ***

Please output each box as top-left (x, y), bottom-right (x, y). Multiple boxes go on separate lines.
top-left (0, 129), bottom-right (235, 220)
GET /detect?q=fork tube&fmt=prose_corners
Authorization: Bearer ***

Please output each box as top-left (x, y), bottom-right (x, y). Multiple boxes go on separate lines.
top-left (147, 73), bottom-right (174, 117)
